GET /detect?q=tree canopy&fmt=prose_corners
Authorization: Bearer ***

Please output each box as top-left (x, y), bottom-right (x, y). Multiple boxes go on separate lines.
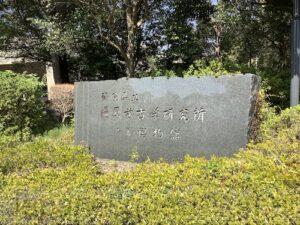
top-left (0, 0), bottom-right (294, 107)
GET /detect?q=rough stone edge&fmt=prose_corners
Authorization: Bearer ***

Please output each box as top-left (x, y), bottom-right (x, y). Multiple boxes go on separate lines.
top-left (247, 74), bottom-right (261, 141)
top-left (74, 73), bottom-right (253, 85)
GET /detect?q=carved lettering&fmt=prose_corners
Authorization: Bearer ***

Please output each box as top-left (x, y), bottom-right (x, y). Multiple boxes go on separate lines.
top-left (163, 108), bottom-right (174, 120)
top-left (150, 107), bottom-right (159, 120)
top-left (98, 91), bottom-right (207, 143)
top-left (179, 108), bottom-right (189, 122)
top-left (101, 92), bottom-right (108, 101)
top-left (121, 91), bottom-right (129, 101)
top-left (124, 108), bottom-right (134, 118)
top-left (194, 107), bottom-right (206, 122)
top-left (153, 128), bottom-right (163, 138)
top-left (170, 128), bottom-right (180, 140)
top-left (132, 94), bottom-right (139, 102)
top-left (112, 107), bottom-right (121, 118)
top-left (126, 128), bottom-right (131, 136)
top-left (112, 92), bottom-right (119, 101)
top-left (136, 108), bottom-right (146, 120)
top-left (137, 128), bottom-right (147, 138)
top-left (101, 106), bottom-right (109, 119)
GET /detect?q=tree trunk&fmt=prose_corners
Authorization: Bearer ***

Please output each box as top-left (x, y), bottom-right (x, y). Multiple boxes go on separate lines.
top-left (125, 56), bottom-right (135, 78)
top-left (248, 41), bottom-right (252, 67)
top-left (214, 25), bottom-right (221, 58)
top-left (126, 1), bottom-right (136, 77)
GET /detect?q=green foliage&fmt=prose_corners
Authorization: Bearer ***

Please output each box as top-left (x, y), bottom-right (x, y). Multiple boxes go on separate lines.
top-left (0, 139), bottom-right (95, 175)
top-left (183, 59), bottom-right (239, 77)
top-left (140, 58), bottom-right (235, 78)
top-left (257, 68), bottom-right (290, 108)
top-left (129, 147), bottom-right (140, 163)
top-left (181, 58), bottom-right (291, 109)
top-left (210, 0), bottom-right (292, 109)
top-left (1, 0), bottom-right (213, 79)
top-left (0, 134), bottom-right (20, 150)
top-left (0, 71), bottom-right (46, 140)
top-left (213, 0), bottom-right (292, 70)
top-left (40, 125), bottom-right (74, 145)
top-left (155, 0), bottom-right (213, 71)
top-left (0, 1), bottom-right (50, 61)
top-left (259, 105), bottom-right (300, 142)
top-left (139, 68), bottom-right (177, 78)
top-left (0, 107), bottom-right (299, 224)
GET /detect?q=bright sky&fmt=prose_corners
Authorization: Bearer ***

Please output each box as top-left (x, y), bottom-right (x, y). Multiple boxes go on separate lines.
top-left (211, 0), bottom-right (218, 5)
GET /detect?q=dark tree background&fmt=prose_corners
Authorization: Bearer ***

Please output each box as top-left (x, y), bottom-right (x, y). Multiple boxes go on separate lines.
top-left (0, 0), bottom-right (294, 107)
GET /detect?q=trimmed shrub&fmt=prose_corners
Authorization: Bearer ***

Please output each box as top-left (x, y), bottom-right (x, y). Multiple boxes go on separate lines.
top-left (0, 134), bottom-right (20, 149)
top-left (0, 71), bottom-right (46, 140)
top-left (259, 105), bottom-right (300, 141)
top-left (0, 139), bottom-right (96, 175)
top-left (0, 106), bottom-right (299, 224)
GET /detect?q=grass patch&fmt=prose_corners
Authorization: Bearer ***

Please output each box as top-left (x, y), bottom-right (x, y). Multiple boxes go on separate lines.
top-left (40, 125), bottom-right (74, 145)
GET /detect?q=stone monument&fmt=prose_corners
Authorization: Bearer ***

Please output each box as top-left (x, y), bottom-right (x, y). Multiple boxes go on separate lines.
top-left (75, 74), bottom-right (260, 161)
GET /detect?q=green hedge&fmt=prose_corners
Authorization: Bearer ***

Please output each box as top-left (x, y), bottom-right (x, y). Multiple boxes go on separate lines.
top-left (0, 106), bottom-right (299, 224)
top-left (0, 71), bottom-right (46, 141)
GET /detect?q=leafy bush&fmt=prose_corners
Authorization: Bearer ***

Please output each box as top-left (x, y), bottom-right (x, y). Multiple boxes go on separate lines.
top-left (139, 68), bottom-right (177, 78)
top-left (0, 134), bottom-right (20, 149)
top-left (183, 59), bottom-right (238, 77)
top-left (0, 126), bottom-right (76, 175)
top-left (257, 68), bottom-right (290, 109)
top-left (0, 107), bottom-right (299, 224)
top-left (0, 71), bottom-right (46, 140)
top-left (259, 105), bottom-right (300, 141)
top-left (0, 140), bottom-right (95, 175)
top-left (246, 89), bottom-right (267, 142)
